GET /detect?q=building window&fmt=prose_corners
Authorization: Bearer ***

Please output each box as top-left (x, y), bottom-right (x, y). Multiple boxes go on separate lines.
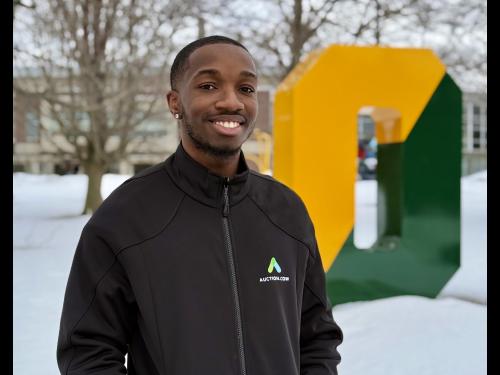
top-left (482, 107), bottom-right (487, 149)
top-left (471, 104), bottom-right (487, 151)
top-left (133, 117), bottom-right (168, 137)
top-left (473, 132), bottom-right (481, 149)
top-left (76, 112), bottom-right (91, 132)
top-left (13, 164), bottom-right (25, 172)
top-left (25, 111), bottom-right (39, 142)
top-left (358, 115), bottom-right (375, 140)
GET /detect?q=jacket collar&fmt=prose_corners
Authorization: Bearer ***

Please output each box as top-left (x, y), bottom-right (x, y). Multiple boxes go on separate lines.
top-left (165, 142), bottom-right (250, 208)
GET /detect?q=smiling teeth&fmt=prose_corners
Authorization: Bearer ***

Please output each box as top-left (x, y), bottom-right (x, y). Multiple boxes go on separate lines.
top-left (214, 121), bottom-right (240, 129)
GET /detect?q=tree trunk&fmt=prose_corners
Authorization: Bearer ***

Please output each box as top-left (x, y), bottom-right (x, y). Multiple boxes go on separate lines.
top-left (375, 0), bottom-right (381, 45)
top-left (82, 161), bottom-right (106, 215)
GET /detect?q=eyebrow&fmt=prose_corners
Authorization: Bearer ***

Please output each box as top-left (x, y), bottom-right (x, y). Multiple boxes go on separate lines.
top-left (193, 68), bottom-right (257, 80)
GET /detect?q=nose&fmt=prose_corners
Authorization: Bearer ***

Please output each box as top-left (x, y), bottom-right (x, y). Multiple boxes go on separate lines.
top-left (215, 87), bottom-right (244, 112)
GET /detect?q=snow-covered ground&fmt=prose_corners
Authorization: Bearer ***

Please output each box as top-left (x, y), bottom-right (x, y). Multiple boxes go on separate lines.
top-left (13, 171), bottom-right (486, 375)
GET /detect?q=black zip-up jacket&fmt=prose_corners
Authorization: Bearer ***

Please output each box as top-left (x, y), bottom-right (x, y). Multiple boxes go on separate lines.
top-left (57, 143), bottom-right (343, 375)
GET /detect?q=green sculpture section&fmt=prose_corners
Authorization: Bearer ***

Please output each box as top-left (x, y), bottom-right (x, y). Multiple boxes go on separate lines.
top-left (326, 74), bottom-right (462, 305)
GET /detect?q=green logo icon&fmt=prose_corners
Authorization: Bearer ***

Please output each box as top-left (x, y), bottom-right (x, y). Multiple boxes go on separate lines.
top-left (267, 257), bottom-right (282, 274)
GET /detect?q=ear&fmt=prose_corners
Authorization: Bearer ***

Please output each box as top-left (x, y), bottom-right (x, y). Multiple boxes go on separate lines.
top-left (166, 90), bottom-right (181, 116)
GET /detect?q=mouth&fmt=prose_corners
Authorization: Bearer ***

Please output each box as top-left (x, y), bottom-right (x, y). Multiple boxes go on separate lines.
top-left (211, 120), bottom-right (241, 129)
top-left (207, 115), bottom-right (247, 136)
top-left (208, 114), bottom-right (246, 129)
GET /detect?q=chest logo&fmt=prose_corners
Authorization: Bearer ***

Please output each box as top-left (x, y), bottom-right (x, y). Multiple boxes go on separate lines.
top-left (260, 257), bottom-right (289, 283)
top-left (267, 257), bottom-right (282, 273)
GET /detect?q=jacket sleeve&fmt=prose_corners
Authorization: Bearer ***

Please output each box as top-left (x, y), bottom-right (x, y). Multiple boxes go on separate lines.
top-left (300, 239), bottom-right (343, 375)
top-left (57, 223), bottom-right (136, 374)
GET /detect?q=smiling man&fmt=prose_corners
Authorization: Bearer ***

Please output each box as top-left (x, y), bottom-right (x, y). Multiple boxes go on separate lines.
top-left (57, 35), bottom-right (343, 375)
top-left (167, 39), bottom-right (258, 176)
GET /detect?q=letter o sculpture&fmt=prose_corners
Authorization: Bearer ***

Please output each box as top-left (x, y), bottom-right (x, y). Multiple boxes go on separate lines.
top-left (273, 45), bottom-right (461, 305)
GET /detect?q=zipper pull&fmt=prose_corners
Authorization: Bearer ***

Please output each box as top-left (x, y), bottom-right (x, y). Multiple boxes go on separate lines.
top-left (223, 177), bottom-right (230, 217)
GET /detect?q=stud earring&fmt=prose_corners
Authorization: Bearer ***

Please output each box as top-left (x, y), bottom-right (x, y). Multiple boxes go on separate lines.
top-left (174, 113), bottom-right (180, 119)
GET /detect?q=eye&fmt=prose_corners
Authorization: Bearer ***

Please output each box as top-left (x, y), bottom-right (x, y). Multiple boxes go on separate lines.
top-left (199, 83), bottom-right (217, 90)
top-left (240, 86), bottom-right (255, 94)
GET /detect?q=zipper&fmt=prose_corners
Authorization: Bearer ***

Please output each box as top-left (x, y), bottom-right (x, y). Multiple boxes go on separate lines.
top-left (222, 177), bottom-right (247, 375)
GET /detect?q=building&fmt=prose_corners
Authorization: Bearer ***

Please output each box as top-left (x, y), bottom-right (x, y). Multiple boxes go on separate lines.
top-left (13, 75), bottom-right (485, 176)
top-left (462, 92), bottom-right (487, 175)
top-left (13, 70), bottom-right (274, 175)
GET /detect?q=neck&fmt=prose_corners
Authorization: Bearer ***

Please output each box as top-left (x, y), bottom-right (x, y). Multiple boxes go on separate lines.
top-left (181, 140), bottom-right (241, 178)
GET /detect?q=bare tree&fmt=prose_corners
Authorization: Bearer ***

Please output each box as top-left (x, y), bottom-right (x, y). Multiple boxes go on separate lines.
top-left (14, 0), bottom-right (191, 214)
top-left (227, 0), bottom-right (345, 82)
top-left (13, 0), bottom-right (35, 12)
top-left (219, 0), bottom-right (420, 82)
top-left (169, 0), bottom-right (236, 44)
top-left (222, 0), bottom-right (485, 92)
top-left (410, 0), bottom-right (486, 92)
top-left (13, 0), bottom-right (35, 23)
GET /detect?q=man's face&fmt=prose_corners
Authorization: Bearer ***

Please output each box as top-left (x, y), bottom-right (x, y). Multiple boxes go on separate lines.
top-left (168, 43), bottom-right (258, 158)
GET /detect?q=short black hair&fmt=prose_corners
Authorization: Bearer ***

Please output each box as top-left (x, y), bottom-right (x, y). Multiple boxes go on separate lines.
top-left (169, 35), bottom-right (250, 90)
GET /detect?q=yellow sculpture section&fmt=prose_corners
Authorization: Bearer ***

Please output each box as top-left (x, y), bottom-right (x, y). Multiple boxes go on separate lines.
top-left (243, 129), bottom-right (273, 174)
top-left (273, 45), bottom-right (446, 271)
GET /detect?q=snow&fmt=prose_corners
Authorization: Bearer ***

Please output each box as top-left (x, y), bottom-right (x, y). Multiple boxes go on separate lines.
top-left (334, 296), bottom-right (486, 375)
top-left (438, 171), bottom-right (487, 305)
top-left (13, 171), bottom-right (486, 375)
top-left (13, 173), bottom-right (131, 375)
top-left (354, 179), bottom-right (378, 248)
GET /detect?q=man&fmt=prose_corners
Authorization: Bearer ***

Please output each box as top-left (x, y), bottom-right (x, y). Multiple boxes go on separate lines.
top-left (57, 35), bottom-right (343, 375)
